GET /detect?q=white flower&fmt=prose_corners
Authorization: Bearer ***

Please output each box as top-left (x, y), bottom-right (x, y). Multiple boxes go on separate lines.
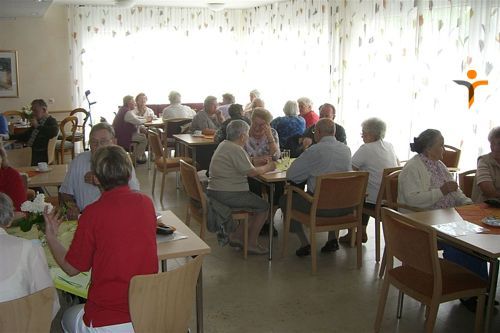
top-left (20, 193), bottom-right (53, 214)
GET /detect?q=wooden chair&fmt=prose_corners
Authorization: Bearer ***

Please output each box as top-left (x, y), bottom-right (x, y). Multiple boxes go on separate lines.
top-left (164, 118), bottom-right (192, 157)
top-left (47, 136), bottom-right (57, 165)
top-left (362, 166), bottom-right (402, 263)
top-left (55, 116), bottom-right (78, 164)
top-left (441, 144), bottom-right (461, 169)
top-left (179, 160), bottom-right (250, 257)
top-left (0, 287), bottom-right (55, 333)
top-left (149, 129), bottom-right (192, 204)
top-left (282, 171), bottom-right (368, 274)
top-left (459, 169), bottom-right (476, 198)
top-left (374, 208), bottom-right (487, 333)
top-left (129, 255), bottom-right (204, 333)
top-left (69, 108), bottom-right (90, 150)
top-left (6, 147), bottom-right (32, 167)
top-left (2, 110), bottom-right (26, 124)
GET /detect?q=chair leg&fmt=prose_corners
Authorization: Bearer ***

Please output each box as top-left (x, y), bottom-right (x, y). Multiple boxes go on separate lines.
top-left (350, 227), bottom-right (356, 248)
top-left (151, 169), bottom-right (157, 196)
top-left (374, 277), bottom-right (391, 332)
top-left (243, 217), bottom-right (248, 259)
top-left (200, 216), bottom-right (207, 241)
top-left (159, 172), bottom-right (166, 204)
top-left (282, 211), bottom-right (290, 257)
top-left (356, 225), bottom-right (362, 269)
top-left (185, 206), bottom-right (191, 226)
top-left (474, 293), bottom-right (485, 333)
top-left (396, 291), bottom-right (404, 319)
top-left (424, 301), bottom-right (439, 333)
top-left (375, 217), bottom-right (381, 262)
top-left (379, 247), bottom-right (387, 278)
top-left (310, 227), bottom-right (317, 274)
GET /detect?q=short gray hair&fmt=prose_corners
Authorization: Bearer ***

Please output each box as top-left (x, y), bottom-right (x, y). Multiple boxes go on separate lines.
top-left (226, 120), bottom-right (250, 141)
top-left (0, 193), bottom-right (14, 227)
top-left (297, 97), bottom-right (312, 108)
top-left (283, 100), bottom-right (299, 116)
top-left (316, 118), bottom-right (335, 136)
top-left (122, 95), bottom-right (134, 106)
top-left (204, 96), bottom-right (217, 111)
top-left (488, 126), bottom-right (500, 142)
top-left (90, 122), bottom-right (115, 139)
top-left (222, 93), bottom-right (235, 104)
top-left (362, 117), bottom-right (387, 140)
top-left (250, 89), bottom-right (260, 99)
top-left (168, 91), bottom-right (181, 104)
top-left (91, 145), bottom-right (132, 191)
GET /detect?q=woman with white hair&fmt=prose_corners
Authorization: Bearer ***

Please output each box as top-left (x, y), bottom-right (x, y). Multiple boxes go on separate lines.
top-left (270, 100), bottom-right (306, 150)
top-left (341, 117), bottom-right (398, 244)
top-left (297, 97), bottom-right (319, 128)
top-left (472, 126), bottom-right (500, 203)
top-left (243, 89), bottom-right (260, 114)
top-left (208, 120), bottom-right (276, 254)
top-left (0, 192), bottom-right (60, 317)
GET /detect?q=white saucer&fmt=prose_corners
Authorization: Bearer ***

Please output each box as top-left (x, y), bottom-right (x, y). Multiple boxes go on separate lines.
top-left (35, 167), bottom-right (52, 173)
top-left (482, 217), bottom-right (500, 227)
top-left (192, 134), bottom-right (204, 137)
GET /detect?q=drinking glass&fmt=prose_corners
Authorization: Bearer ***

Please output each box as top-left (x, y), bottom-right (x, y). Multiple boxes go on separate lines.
top-left (282, 149), bottom-right (291, 168)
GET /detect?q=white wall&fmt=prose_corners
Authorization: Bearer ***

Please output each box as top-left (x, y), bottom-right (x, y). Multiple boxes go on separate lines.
top-left (0, 5), bottom-right (71, 112)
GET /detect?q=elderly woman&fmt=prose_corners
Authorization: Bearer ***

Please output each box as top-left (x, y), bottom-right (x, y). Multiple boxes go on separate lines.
top-left (162, 91), bottom-right (196, 120)
top-left (0, 193), bottom-right (60, 317)
top-left (245, 107), bottom-right (280, 164)
top-left (340, 118), bottom-right (399, 244)
top-left (472, 126), bottom-right (500, 203)
top-left (133, 93), bottom-right (156, 120)
top-left (0, 145), bottom-right (27, 211)
top-left (112, 95), bottom-right (148, 164)
top-left (208, 120), bottom-right (276, 254)
top-left (243, 89), bottom-right (260, 114)
top-left (44, 145), bottom-right (158, 332)
top-left (270, 100), bottom-right (306, 150)
top-left (297, 97), bottom-right (319, 128)
top-left (399, 129), bottom-right (486, 312)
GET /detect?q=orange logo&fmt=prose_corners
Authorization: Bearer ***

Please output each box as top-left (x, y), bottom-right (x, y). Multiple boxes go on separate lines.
top-left (453, 69), bottom-right (488, 108)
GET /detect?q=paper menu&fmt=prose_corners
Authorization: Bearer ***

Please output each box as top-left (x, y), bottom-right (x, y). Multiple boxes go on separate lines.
top-left (431, 220), bottom-right (489, 237)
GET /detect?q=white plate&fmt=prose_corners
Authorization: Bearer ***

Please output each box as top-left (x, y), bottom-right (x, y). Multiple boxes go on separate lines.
top-left (35, 167), bottom-right (52, 173)
top-left (482, 217), bottom-right (500, 228)
top-left (192, 134), bottom-right (204, 137)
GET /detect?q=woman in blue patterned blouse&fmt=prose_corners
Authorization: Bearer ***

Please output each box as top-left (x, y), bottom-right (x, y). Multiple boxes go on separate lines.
top-left (270, 100), bottom-right (306, 150)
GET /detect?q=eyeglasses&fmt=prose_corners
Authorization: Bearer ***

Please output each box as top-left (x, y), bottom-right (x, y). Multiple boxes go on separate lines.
top-left (89, 138), bottom-right (112, 147)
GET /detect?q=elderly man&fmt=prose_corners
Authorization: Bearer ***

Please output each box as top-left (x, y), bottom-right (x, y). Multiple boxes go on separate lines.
top-left (191, 96), bottom-right (223, 135)
top-left (162, 91), bottom-right (196, 120)
top-left (59, 122), bottom-right (140, 219)
top-left (214, 104), bottom-right (251, 144)
top-left (299, 103), bottom-right (347, 151)
top-left (279, 118), bottom-right (352, 257)
top-left (10, 99), bottom-right (59, 165)
top-left (297, 97), bottom-right (319, 128)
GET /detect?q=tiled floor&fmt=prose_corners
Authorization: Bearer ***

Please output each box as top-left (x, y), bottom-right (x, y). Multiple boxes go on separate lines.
top-left (52, 162), bottom-right (500, 332)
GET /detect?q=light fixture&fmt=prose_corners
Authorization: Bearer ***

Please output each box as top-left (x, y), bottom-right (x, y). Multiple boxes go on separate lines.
top-left (115, 0), bottom-right (136, 8)
top-left (207, 2), bottom-right (226, 12)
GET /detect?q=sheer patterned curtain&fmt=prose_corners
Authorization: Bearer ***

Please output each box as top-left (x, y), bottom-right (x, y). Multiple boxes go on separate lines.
top-left (67, 1), bottom-right (332, 122)
top-left (332, 0), bottom-right (500, 168)
top-left (68, 0), bottom-right (500, 167)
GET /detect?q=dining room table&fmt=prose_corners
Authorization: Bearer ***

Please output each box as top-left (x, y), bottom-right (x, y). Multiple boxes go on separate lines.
top-left (173, 133), bottom-right (218, 170)
top-left (8, 210), bottom-right (211, 333)
top-left (16, 164), bottom-right (68, 189)
top-left (406, 203), bottom-right (500, 332)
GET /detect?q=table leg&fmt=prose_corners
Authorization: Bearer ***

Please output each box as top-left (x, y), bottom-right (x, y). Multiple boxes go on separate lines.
top-left (161, 259), bottom-right (167, 272)
top-left (192, 147), bottom-right (197, 170)
top-left (268, 183), bottom-right (275, 261)
top-left (196, 266), bottom-right (204, 333)
top-left (485, 259), bottom-right (499, 333)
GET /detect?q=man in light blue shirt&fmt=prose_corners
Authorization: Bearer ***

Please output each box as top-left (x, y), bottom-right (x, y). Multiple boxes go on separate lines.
top-left (281, 118), bottom-right (352, 257)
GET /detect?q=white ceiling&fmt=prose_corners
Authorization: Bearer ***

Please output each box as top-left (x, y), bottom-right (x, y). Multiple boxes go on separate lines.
top-left (0, 0), bottom-right (281, 19)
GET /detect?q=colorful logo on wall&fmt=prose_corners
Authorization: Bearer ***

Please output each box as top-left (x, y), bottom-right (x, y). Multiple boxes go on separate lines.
top-left (453, 70), bottom-right (488, 108)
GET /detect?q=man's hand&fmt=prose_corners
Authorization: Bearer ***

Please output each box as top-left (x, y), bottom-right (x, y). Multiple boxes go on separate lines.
top-left (30, 117), bottom-right (39, 128)
top-left (84, 171), bottom-right (95, 185)
top-left (302, 137), bottom-right (313, 149)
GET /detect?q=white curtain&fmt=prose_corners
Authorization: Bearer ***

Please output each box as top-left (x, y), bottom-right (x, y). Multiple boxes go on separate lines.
top-left (68, 0), bottom-right (500, 168)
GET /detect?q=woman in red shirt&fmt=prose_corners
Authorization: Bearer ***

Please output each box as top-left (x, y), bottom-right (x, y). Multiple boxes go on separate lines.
top-left (44, 145), bottom-right (158, 332)
top-left (0, 146), bottom-right (27, 211)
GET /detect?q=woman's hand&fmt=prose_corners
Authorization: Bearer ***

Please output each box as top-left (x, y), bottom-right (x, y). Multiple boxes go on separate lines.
top-left (43, 207), bottom-right (64, 240)
top-left (440, 181), bottom-right (458, 195)
top-left (252, 156), bottom-right (270, 166)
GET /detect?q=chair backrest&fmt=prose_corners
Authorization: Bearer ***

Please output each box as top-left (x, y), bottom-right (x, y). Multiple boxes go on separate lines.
top-left (147, 129), bottom-right (166, 161)
top-left (381, 208), bottom-right (439, 277)
top-left (180, 159), bottom-right (206, 208)
top-left (59, 116), bottom-right (78, 144)
top-left (441, 144), bottom-right (461, 168)
top-left (70, 108), bottom-right (90, 147)
top-left (129, 255), bottom-right (204, 333)
top-left (0, 287), bottom-right (55, 333)
top-left (164, 118), bottom-right (192, 139)
top-left (374, 166), bottom-right (403, 209)
top-left (384, 169), bottom-right (402, 210)
top-left (47, 136), bottom-right (57, 165)
top-left (314, 171), bottom-right (368, 213)
top-left (459, 169), bottom-right (476, 198)
top-left (6, 147), bottom-right (32, 167)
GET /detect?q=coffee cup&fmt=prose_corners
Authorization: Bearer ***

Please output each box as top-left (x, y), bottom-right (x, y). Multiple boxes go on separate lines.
top-left (37, 162), bottom-right (49, 171)
top-left (193, 130), bottom-right (202, 136)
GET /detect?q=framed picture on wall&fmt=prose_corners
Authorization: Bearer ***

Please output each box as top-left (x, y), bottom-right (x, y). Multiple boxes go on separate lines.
top-left (0, 50), bottom-right (19, 98)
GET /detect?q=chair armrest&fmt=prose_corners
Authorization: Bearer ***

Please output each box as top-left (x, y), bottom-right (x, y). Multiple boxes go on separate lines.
top-left (288, 185), bottom-right (313, 203)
